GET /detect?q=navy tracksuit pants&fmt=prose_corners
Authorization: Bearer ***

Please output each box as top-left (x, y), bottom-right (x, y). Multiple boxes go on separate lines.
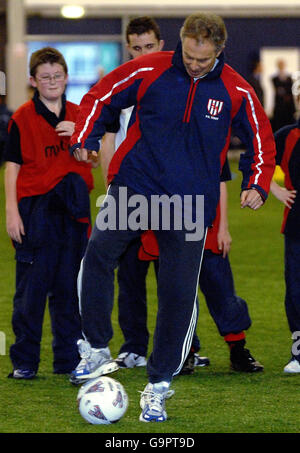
top-left (10, 218), bottom-right (86, 374)
top-left (199, 250), bottom-right (251, 336)
top-left (78, 184), bottom-right (206, 383)
top-left (117, 238), bottom-right (156, 357)
top-left (117, 238), bottom-right (201, 357)
top-left (284, 235), bottom-right (300, 333)
top-left (117, 243), bottom-right (251, 358)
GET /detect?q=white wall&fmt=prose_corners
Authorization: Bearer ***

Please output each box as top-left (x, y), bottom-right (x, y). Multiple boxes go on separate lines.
top-left (261, 48), bottom-right (300, 118)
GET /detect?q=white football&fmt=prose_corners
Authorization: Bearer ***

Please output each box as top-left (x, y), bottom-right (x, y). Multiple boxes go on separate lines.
top-left (77, 376), bottom-right (128, 425)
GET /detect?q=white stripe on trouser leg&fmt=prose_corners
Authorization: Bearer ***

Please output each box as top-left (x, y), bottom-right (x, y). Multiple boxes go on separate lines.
top-left (77, 258), bottom-right (84, 317)
top-left (77, 257), bottom-right (88, 341)
top-left (173, 228), bottom-right (208, 376)
top-left (76, 184), bottom-right (111, 342)
top-left (77, 182), bottom-right (111, 316)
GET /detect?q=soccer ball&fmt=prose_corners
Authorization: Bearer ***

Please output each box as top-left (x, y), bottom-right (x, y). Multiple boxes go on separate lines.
top-left (77, 376), bottom-right (128, 425)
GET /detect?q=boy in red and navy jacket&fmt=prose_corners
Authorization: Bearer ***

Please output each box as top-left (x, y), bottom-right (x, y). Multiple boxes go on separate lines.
top-left (270, 102), bottom-right (300, 373)
top-left (4, 47), bottom-right (97, 379)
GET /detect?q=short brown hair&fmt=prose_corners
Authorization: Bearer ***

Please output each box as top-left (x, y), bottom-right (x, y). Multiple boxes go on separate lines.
top-left (180, 12), bottom-right (227, 52)
top-left (29, 47), bottom-right (68, 77)
top-left (126, 16), bottom-right (161, 43)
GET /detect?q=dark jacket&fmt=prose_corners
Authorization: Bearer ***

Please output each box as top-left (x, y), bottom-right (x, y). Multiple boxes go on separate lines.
top-left (71, 42), bottom-right (275, 227)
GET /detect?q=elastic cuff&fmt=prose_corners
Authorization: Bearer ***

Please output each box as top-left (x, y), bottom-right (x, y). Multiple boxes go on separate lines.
top-left (224, 332), bottom-right (246, 342)
top-left (69, 143), bottom-right (82, 155)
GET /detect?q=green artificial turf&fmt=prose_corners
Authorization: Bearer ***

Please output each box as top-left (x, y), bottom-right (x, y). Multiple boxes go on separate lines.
top-left (0, 160), bottom-right (298, 434)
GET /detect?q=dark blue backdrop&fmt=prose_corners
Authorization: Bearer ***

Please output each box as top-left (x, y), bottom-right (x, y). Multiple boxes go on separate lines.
top-left (27, 16), bottom-right (300, 79)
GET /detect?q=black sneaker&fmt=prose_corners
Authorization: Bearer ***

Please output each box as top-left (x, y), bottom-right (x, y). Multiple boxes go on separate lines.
top-left (194, 353), bottom-right (210, 367)
top-left (230, 347), bottom-right (264, 373)
top-left (179, 351), bottom-right (195, 375)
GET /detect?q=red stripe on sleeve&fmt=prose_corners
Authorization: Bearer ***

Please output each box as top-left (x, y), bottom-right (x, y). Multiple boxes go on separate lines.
top-left (221, 66), bottom-right (276, 195)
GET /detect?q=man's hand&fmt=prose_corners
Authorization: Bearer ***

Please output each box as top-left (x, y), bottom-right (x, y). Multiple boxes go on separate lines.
top-left (73, 148), bottom-right (99, 164)
top-left (240, 189), bottom-right (264, 210)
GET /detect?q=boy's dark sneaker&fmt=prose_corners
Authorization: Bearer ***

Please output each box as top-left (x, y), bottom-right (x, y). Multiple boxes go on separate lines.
top-left (8, 369), bottom-right (36, 379)
top-left (194, 354), bottom-right (210, 367)
top-left (230, 347), bottom-right (264, 373)
top-left (180, 352), bottom-right (210, 375)
top-left (179, 351), bottom-right (195, 375)
top-left (115, 352), bottom-right (147, 368)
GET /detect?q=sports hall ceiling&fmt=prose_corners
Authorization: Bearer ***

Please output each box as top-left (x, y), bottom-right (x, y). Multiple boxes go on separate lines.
top-left (23, 0), bottom-right (300, 17)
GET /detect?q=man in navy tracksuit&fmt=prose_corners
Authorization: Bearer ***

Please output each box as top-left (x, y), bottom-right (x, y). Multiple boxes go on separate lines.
top-left (70, 12), bottom-right (275, 422)
top-left (100, 16), bottom-right (208, 370)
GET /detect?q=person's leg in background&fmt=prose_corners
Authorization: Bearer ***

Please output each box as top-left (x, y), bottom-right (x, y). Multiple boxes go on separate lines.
top-left (199, 250), bottom-right (263, 373)
top-left (283, 235), bottom-right (300, 373)
top-left (116, 238), bottom-right (150, 367)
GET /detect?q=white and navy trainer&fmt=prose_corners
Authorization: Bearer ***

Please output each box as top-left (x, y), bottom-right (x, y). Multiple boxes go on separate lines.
top-left (116, 352), bottom-right (147, 368)
top-left (69, 340), bottom-right (118, 385)
top-left (139, 381), bottom-right (174, 422)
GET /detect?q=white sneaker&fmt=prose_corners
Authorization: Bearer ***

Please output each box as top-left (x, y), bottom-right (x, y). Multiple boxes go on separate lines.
top-left (283, 358), bottom-right (300, 373)
top-left (116, 352), bottom-right (147, 368)
top-left (70, 340), bottom-right (118, 384)
top-left (139, 381), bottom-right (173, 422)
